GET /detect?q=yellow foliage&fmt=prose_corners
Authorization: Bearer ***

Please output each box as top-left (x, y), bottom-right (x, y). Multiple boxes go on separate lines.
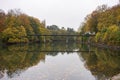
top-left (2, 26), bottom-right (28, 43)
top-left (95, 32), bottom-right (101, 42)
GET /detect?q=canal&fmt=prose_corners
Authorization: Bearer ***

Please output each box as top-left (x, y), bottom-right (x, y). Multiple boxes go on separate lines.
top-left (0, 42), bottom-right (120, 80)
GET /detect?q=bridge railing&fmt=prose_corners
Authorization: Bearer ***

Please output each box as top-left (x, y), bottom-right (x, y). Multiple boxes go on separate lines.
top-left (20, 34), bottom-right (95, 43)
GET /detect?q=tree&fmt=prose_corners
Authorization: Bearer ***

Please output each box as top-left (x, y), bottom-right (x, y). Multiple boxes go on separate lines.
top-left (2, 26), bottom-right (28, 43)
top-left (0, 9), bottom-right (6, 32)
top-left (80, 4), bottom-right (120, 46)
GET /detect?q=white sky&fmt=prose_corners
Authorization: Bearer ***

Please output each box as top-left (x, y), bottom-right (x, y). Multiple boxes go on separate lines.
top-left (0, 0), bottom-right (119, 31)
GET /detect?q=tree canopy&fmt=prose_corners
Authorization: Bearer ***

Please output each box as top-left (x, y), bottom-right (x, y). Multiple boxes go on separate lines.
top-left (0, 9), bottom-right (77, 44)
top-left (79, 4), bottom-right (120, 46)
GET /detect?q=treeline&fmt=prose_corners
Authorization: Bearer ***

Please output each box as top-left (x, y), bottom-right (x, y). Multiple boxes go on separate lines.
top-left (0, 9), bottom-right (76, 44)
top-left (0, 9), bottom-right (46, 43)
top-left (80, 4), bottom-right (120, 46)
top-left (47, 25), bottom-right (77, 41)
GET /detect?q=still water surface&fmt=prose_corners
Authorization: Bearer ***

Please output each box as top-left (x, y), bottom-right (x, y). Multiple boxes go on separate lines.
top-left (0, 42), bottom-right (120, 80)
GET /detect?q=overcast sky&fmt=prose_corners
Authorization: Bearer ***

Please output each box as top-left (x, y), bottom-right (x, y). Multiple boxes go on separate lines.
top-left (0, 0), bottom-right (119, 31)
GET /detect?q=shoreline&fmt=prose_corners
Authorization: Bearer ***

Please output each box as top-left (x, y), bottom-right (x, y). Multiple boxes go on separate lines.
top-left (89, 42), bottom-right (120, 51)
top-left (1, 41), bottom-right (120, 51)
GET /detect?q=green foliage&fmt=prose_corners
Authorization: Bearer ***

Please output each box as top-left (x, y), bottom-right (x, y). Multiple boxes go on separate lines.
top-left (0, 9), bottom-right (77, 44)
top-left (0, 9), bottom-right (47, 43)
top-left (94, 25), bottom-right (120, 45)
top-left (80, 4), bottom-right (120, 46)
top-left (40, 27), bottom-right (51, 42)
top-left (2, 26), bottom-right (28, 43)
top-left (0, 9), bottom-right (6, 32)
top-left (103, 25), bottom-right (120, 45)
top-left (95, 32), bottom-right (101, 42)
top-left (47, 26), bottom-right (77, 41)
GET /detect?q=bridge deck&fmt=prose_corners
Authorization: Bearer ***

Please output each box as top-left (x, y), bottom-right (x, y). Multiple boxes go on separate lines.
top-left (23, 34), bottom-right (95, 37)
top-left (17, 50), bottom-right (94, 52)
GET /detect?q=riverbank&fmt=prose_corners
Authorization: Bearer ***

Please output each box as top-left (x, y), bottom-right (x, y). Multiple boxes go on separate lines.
top-left (89, 42), bottom-right (120, 51)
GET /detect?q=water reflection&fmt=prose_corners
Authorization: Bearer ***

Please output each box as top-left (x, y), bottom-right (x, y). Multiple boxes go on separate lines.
top-left (80, 47), bottom-right (120, 80)
top-left (0, 42), bottom-right (120, 80)
top-left (0, 44), bottom-right (45, 79)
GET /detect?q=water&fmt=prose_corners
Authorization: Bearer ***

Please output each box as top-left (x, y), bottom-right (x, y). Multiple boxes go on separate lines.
top-left (0, 42), bottom-right (120, 80)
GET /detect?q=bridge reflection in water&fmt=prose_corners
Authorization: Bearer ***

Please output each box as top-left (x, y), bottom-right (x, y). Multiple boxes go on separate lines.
top-left (0, 42), bottom-right (119, 80)
top-left (19, 41), bottom-right (94, 52)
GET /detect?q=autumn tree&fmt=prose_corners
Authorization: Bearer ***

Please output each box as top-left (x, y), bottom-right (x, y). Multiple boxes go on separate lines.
top-left (80, 4), bottom-right (120, 46)
top-left (0, 9), bottom-right (6, 32)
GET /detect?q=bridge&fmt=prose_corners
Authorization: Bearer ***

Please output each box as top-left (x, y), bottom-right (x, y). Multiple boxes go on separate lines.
top-left (18, 50), bottom-right (94, 53)
top-left (21, 34), bottom-right (95, 43)
top-left (27, 34), bottom-right (95, 36)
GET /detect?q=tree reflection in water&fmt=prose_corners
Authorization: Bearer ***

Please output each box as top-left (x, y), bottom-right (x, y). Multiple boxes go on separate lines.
top-left (79, 46), bottom-right (120, 80)
top-left (0, 42), bottom-right (78, 79)
top-left (0, 42), bottom-right (120, 80)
